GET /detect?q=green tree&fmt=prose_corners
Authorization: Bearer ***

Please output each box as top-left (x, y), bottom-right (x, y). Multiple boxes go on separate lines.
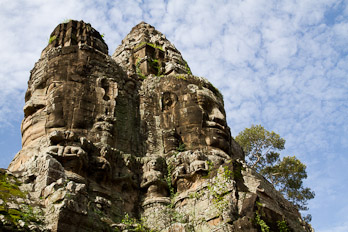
top-left (235, 124), bottom-right (285, 171)
top-left (263, 156), bottom-right (315, 211)
top-left (235, 125), bottom-right (315, 212)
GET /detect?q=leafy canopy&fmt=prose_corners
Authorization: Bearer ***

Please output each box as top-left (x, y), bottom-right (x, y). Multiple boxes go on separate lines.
top-left (235, 124), bottom-right (285, 171)
top-left (235, 124), bottom-right (315, 212)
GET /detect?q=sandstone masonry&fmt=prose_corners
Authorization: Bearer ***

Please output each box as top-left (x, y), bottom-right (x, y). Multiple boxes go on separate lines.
top-left (1, 20), bottom-right (313, 232)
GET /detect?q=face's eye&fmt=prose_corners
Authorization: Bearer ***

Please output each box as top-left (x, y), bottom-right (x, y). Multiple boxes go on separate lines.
top-left (46, 82), bottom-right (63, 95)
top-left (197, 94), bottom-right (213, 111)
top-left (197, 92), bottom-right (226, 123)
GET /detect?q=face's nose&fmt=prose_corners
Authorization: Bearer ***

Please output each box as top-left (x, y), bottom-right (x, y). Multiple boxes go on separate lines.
top-left (23, 91), bottom-right (46, 117)
top-left (209, 107), bottom-right (225, 123)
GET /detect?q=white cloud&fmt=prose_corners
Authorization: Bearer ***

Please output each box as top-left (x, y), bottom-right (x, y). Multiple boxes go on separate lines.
top-left (0, 1), bottom-right (347, 231)
top-left (166, 0), bottom-right (188, 18)
top-left (143, 0), bottom-right (166, 21)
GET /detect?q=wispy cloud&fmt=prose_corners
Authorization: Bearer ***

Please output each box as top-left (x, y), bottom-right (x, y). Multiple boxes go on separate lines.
top-left (0, 0), bottom-right (347, 231)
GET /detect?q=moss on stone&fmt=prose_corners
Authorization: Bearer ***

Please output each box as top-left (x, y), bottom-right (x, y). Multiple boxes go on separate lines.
top-left (255, 212), bottom-right (270, 232)
top-left (0, 173), bottom-right (25, 200)
top-left (149, 58), bottom-right (161, 76)
top-left (175, 75), bottom-right (187, 80)
top-left (136, 59), bottom-right (147, 80)
top-left (0, 171), bottom-right (44, 229)
top-left (118, 213), bottom-right (157, 232)
top-left (134, 42), bottom-right (164, 52)
top-left (182, 59), bottom-right (192, 75)
top-left (48, 35), bottom-right (57, 44)
top-left (62, 19), bottom-right (72, 24)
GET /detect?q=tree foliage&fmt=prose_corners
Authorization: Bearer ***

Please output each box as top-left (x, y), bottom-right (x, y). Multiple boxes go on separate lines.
top-left (263, 156), bottom-right (315, 211)
top-left (235, 124), bottom-right (315, 212)
top-left (235, 124), bottom-right (285, 171)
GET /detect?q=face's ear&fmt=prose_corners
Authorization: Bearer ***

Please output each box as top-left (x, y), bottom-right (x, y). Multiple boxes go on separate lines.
top-left (162, 91), bottom-right (178, 111)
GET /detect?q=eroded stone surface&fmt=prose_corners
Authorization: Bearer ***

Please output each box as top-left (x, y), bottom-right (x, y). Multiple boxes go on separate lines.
top-left (9, 20), bottom-right (141, 232)
top-left (140, 75), bottom-right (231, 156)
top-left (112, 22), bottom-right (192, 78)
top-left (0, 169), bottom-right (46, 231)
top-left (6, 20), bottom-right (314, 232)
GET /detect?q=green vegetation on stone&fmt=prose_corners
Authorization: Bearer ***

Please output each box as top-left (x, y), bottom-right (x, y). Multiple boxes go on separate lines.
top-left (204, 161), bottom-right (238, 215)
top-left (136, 59), bottom-right (147, 80)
top-left (189, 191), bottom-right (202, 200)
top-left (134, 42), bottom-right (164, 51)
top-left (0, 173), bottom-right (25, 200)
top-left (135, 56), bottom-right (163, 79)
top-left (62, 18), bottom-right (72, 23)
top-left (277, 220), bottom-right (290, 232)
top-left (48, 35), bottom-right (57, 44)
top-left (182, 59), bottom-right (192, 75)
top-left (255, 212), bottom-right (270, 232)
top-left (254, 201), bottom-right (290, 232)
top-left (119, 213), bottom-right (156, 232)
top-left (0, 171), bottom-right (43, 228)
top-left (149, 58), bottom-right (161, 76)
top-left (166, 162), bottom-right (175, 199)
top-left (176, 143), bottom-right (186, 152)
top-left (176, 75), bottom-right (187, 80)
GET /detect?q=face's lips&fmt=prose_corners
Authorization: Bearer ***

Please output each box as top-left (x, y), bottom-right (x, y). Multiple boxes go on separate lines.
top-left (205, 121), bottom-right (225, 130)
top-left (204, 121), bottom-right (228, 137)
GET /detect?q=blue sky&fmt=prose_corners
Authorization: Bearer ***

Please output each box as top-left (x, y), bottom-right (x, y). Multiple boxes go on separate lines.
top-left (0, 0), bottom-right (347, 231)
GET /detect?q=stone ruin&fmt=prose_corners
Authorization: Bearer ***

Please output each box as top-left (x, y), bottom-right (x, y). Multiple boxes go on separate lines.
top-left (2, 20), bottom-right (313, 232)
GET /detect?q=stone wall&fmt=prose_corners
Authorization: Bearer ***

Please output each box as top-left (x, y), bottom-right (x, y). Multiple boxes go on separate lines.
top-left (3, 20), bottom-right (313, 232)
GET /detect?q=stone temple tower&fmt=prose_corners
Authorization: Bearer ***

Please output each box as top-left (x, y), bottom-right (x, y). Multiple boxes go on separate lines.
top-left (5, 20), bottom-right (313, 232)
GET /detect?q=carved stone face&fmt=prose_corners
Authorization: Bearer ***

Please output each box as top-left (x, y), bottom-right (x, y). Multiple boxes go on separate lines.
top-left (146, 159), bottom-right (160, 171)
top-left (21, 56), bottom-right (119, 149)
top-left (20, 20), bottom-right (121, 151)
top-left (196, 88), bottom-right (230, 152)
top-left (141, 76), bottom-right (231, 155)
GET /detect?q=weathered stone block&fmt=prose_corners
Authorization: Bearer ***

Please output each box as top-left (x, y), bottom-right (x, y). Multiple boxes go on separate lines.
top-left (6, 20), bottom-right (314, 232)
